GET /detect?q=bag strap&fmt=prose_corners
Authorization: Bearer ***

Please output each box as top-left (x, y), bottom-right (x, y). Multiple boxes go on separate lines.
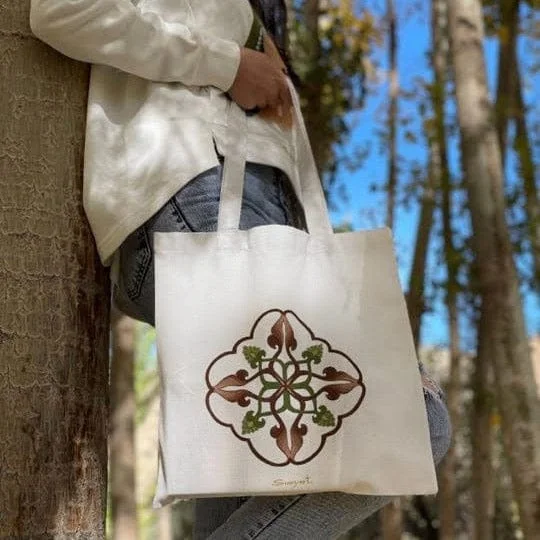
top-left (217, 76), bottom-right (333, 237)
top-left (216, 102), bottom-right (248, 231)
top-left (287, 77), bottom-right (333, 236)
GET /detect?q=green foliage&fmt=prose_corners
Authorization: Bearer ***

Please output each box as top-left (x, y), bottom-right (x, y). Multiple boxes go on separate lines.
top-left (289, 1), bottom-right (379, 196)
top-left (313, 404), bottom-right (336, 427)
top-left (134, 322), bottom-right (159, 425)
top-left (333, 221), bottom-right (354, 233)
top-left (243, 345), bottom-right (266, 368)
top-left (242, 410), bottom-right (266, 434)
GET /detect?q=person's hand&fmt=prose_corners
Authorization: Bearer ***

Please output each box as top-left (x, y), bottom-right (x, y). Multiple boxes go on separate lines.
top-left (228, 39), bottom-right (293, 129)
top-left (257, 33), bottom-right (294, 129)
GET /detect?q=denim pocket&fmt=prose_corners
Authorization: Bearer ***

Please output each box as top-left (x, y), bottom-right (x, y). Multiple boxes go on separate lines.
top-left (169, 166), bottom-right (222, 232)
top-left (118, 223), bottom-right (152, 302)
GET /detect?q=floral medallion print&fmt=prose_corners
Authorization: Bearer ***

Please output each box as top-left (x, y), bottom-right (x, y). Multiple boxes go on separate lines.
top-left (205, 309), bottom-right (366, 466)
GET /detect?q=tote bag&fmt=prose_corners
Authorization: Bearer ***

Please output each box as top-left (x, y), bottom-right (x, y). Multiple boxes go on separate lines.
top-left (151, 78), bottom-right (437, 509)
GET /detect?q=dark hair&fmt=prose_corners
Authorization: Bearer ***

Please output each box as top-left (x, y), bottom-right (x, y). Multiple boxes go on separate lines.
top-left (248, 0), bottom-right (303, 88)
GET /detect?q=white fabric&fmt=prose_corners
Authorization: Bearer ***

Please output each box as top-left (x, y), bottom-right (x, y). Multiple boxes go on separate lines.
top-left (29, 0), bottom-right (297, 266)
top-left (152, 78), bottom-right (437, 508)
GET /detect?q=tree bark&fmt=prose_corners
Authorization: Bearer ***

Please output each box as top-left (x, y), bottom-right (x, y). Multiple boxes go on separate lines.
top-left (0, 1), bottom-right (110, 536)
top-left (303, 0), bottom-right (324, 175)
top-left (406, 161), bottom-right (436, 349)
top-left (471, 316), bottom-right (495, 539)
top-left (110, 309), bottom-right (137, 539)
top-left (447, 0), bottom-right (540, 536)
top-left (438, 336), bottom-right (461, 540)
top-left (380, 1), bottom-right (403, 536)
top-left (380, 499), bottom-right (402, 540)
top-left (430, 1), bottom-right (462, 538)
top-left (494, 0), bottom-right (519, 170)
top-left (159, 506), bottom-right (172, 540)
top-left (512, 51), bottom-right (540, 291)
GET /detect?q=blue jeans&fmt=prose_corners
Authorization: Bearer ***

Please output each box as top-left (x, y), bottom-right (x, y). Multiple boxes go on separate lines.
top-left (113, 158), bottom-right (451, 539)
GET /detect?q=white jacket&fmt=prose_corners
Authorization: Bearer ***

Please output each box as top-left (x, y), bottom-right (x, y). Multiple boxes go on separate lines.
top-left (29, 0), bottom-right (300, 266)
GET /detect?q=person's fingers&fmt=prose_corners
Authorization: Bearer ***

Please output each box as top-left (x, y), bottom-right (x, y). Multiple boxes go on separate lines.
top-left (263, 33), bottom-right (286, 71)
top-left (277, 75), bottom-right (292, 110)
top-left (266, 82), bottom-right (281, 108)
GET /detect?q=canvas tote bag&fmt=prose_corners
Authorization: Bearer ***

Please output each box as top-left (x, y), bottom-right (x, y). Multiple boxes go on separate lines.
top-left (151, 78), bottom-right (437, 509)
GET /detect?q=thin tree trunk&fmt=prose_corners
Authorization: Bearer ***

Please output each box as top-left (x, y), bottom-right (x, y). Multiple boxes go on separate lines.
top-left (406, 161), bottom-right (437, 349)
top-left (110, 309), bottom-right (137, 539)
top-left (512, 52), bottom-right (540, 290)
top-left (438, 331), bottom-right (461, 540)
top-left (172, 501), bottom-right (195, 540)
top-left (159, 506), bottom-right (172, 540)
top-left (494, 0), bottom-right (540, 289)
top-left (471, 315), bottom-right (495, 539)
top-left (385, 0), bottom-right (399, 231)
top-left (381, 499), bottom-right (402, 540)
top-left (285, 0), bottom-right (294, 37)
top-left (0, 2), bottom-right (110, 536)
top-left (494, 0), bottom-right (519, 170)
top-left (380, 1), bottom-right (402, 536)
top-left (493, 433), bottom-right (517, 539)
top-left (447, 0), bottom-right (540, 536)
top-left (303, 0), bottom-right (324, 174)
top-left (430, 1), bottom-right (462, 537)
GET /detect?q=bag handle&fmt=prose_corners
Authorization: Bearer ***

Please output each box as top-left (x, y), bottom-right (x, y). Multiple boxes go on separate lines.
top-left (217, 76), bottom-right (333, 237)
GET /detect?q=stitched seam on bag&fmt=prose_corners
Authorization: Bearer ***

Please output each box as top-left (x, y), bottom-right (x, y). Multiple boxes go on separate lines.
top-left (248, 495), bottom-right (305, 539)
top-left (158, 241), bottom-right (332, 254)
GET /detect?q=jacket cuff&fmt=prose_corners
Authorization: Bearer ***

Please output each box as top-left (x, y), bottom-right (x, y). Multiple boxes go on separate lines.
top-left (200, 34), bottom-right (242, 92)
top-left (214, 9), bottom-right (264, 92)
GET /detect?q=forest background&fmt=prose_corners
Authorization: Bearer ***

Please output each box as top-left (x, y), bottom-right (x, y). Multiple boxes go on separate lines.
top-left (0, 0), bottom-right (538, 539)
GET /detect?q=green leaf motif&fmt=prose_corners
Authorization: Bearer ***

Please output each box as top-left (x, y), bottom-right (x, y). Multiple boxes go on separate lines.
top-left (243, 345), bottom-right (265, 368)
top-left (302, 344), bottom-right (323, 364)
top-left (312, 405), bottom-right (335, 427)
top-left (242, 410), bottom-right (265, 435)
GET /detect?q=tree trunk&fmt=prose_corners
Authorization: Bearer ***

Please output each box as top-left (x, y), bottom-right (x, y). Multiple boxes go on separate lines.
top-left (385, 0), bottom-right (399, 231)
top-left (447, 0), bottom-right (540, 536)
top-left (159, 506), bottom-right (172, 540)
top-left (110, 309), bottom-right (137, 539)
top-left (172, 501), bottom-right (195, 540)
top-left (438, 335), bottom-right (461, 540)
top-left (512, 51), bottom-right (540, 291)
top-left (406, 160), bottom-right (436, 349)
top-left (380, 1), bottom-right (402, 536)
top-left (285, 0), bottom-right (294, 37)
top-left (430, 1), bottom-right (462, 538)
top-left (303, 0), bottom-right (324, 175)
top-left (380, 499), bottom-right (402, 540)
top-left (0, 2), bottom-right (110, 536)
top-left (494, 0), bottom-right (519, 170)
top-left (471, 316), bottom-right (495, 539)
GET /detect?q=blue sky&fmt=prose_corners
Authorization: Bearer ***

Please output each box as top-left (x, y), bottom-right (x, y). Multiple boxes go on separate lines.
top-left (327, 1), bottom-right (539, 348)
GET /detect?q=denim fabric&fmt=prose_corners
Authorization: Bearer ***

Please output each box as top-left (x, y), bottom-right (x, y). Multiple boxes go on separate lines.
top-left (113, 157), bottom-right (305, 326)
top-left (112, 159), bottom-right (451, 540)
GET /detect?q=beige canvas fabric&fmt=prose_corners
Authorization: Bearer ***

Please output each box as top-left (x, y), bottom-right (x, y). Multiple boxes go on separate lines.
top-left (29, 0), bottom-right (296, 266)
top-left (151, 78), bottom-right (437, 508)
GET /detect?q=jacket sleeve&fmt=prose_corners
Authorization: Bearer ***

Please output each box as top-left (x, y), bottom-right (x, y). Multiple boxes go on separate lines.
top-left (29, 0), bottom-right (264, 92)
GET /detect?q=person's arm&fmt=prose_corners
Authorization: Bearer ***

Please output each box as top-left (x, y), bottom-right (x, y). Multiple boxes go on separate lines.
top-left (29, 0), bottom-right (264, 92)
